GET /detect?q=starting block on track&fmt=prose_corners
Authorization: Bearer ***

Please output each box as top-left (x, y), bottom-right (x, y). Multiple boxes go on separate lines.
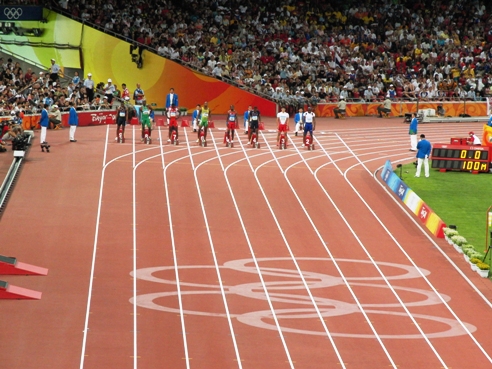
top-left (117, 127), bottom-right (125, 143)
top-left (0, 280), bottom-right (42, 300)
top-left (250, 131), bottom-right (260, 148)
top-left (278, 133), bottom-right (287, 150)
top-left (181, 119), bottom-right (190, 127)
top-left (0, 255), bottom-right (48, 276)
top-left (304, 134), bottom-right (315, 150)
top-left (208, 121), bottom-right (215, 128)
top-left (171, 130), bottom-right (178, 145)
top-left (156, 117), bottom-right (165, 126)
top-left (199, 130), bottom-right (207, 147)
top-left (143, 127), bottom-right (151, 144)
top-left (223, 131), bottom-right (234, 147)
top-left (130, 117), bottom-right (139, 125)
top-left (259, 122), bottom-right (265, 130)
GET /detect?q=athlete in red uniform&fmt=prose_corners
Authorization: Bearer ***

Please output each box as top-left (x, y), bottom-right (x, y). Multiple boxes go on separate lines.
top-left (167, 103), bottom-right (180, 142)
top-left (226, 105), bottom-right (237, 143)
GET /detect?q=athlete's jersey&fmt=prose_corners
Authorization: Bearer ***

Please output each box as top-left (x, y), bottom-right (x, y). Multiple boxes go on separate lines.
top-left (277, 111), bottom-right (289, 125)
top-left (201, 107), bottom-right (210, 122)
top-left (117, 106), bottom-right (126, 120)
top-left (141, 106), bottom-right (151, 128)
top-left (303, 111), bottom-right (315, 124)
top-left (168, 107), bottom-right (179, 119)
top-left (227, 110), bottom-right (237, 122)
top-left (249, 110), bottom-right (260, 122)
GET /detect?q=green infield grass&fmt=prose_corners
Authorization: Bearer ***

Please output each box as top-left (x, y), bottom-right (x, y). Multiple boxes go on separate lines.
top-left (396, 161), bottom-right (492, 263)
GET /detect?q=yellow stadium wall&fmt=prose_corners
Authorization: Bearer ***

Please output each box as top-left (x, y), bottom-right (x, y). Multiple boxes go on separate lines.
top-left (1, 10), bottom-right (276, 115)
top-left (80, 26), bottom-right (276, 115)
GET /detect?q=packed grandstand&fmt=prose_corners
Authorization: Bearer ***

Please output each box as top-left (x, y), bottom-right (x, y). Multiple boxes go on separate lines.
top-left (1, 0), bottom-right (492, 116)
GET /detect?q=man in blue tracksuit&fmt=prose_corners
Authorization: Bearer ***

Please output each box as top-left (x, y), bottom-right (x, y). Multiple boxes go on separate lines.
top-left (243, 105), bottom-right (252, 134)
top-left (192, 104), bottom-right (201, 132)
top-left (40, 104), bottom-right (49, 145)
top-left (294, 107), bottom-right (304, 136)
top-left (415, 134), bottom-right (432, 177)
top-left (409, 112), bottom-right (418, 151)
top-left (68, 101), bottom-right (79, 142)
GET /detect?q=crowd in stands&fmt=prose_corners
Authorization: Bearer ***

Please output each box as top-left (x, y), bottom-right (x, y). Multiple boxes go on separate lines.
top-left (0, 52), bottom-right (124, 150)
top-left (3, 0), bottom-right (492, 121)
top-left (46, 0), bottom-right (492, 107)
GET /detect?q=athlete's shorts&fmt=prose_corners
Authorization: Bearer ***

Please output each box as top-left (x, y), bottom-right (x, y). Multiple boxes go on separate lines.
top-left (199, 119), bottom-right (208, 128)
top-left (278, 124), bottom-right (288, 132)
top-left (304, 123), bottom-right (313, 134)
top-left (169, 118), bottom-right (178, 127)
top-left (250, 120), bottom-right (259, 130)
top-left (227, 122), bottom-right (235, 130)
top-left (117, 118), bottom-right (126, 126)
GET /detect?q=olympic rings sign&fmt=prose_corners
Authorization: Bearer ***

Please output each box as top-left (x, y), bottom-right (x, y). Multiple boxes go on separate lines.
top-left (3, 7), bottom-right (23, 20)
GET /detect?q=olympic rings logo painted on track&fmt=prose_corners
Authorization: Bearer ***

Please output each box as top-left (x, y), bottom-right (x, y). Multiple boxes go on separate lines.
top-left (130, 257), bottom-right (476, 339)
top-left (3, 7), bottom-right (23, 20)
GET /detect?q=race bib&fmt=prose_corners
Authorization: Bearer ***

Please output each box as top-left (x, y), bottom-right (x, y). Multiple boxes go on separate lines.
top-left (119, 112), bottom-right (125, 117)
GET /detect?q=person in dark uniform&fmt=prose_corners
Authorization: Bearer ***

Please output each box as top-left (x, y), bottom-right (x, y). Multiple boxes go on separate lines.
top-left (116, 98), bottom-right (128, 141)
top-left (248, 106), bottom-right (261, 145)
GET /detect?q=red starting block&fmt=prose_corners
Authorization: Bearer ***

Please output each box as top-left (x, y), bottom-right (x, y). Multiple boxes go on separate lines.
top-left (278, 132), bottom-right (287, 150)
top-left (199, 129), bottom-right (207, 147)
top-left (259, 122), bottom-right (265, 130)
top-left (171, 130), bottom-right (178, 145)
top-left (304, 133), bottom-right (315, 150)
top-left (143, 127), bottom-right (151, 144)
top-left (250, 131), bottom-right (260, 148)
top-left (131, 117), bottom-right (139, 125)
top-left (117, 127), bottom-right (125, 143)
top-left (156, 117), bottom-right (165, 126)
top-left (208, 121), bottom-right (215, 128)
top-left (223, 131), bottom-right (233, 147)
top-left (181, 120), bottom-right (190, 127)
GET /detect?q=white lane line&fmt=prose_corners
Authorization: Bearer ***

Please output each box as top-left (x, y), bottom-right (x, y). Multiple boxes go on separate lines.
top-left (210, 130), bottom-right (296, 368)
top-left (159, 127), bottom-right (191, 368)
top-left (315, 138), bottom-right (450, 368)
top-left (257, 134), bottom-right (394, 368)
top-left (80, 127), bottom-right (185, 369)
top-left (132, 125), bottom-right (138, 369)
top-left (240, 135), bottom-right (348, 367)
top-left (189, 129), bottom-right (243, 368)
top-left (80, 124), bottom-right (110, 369)
top-left (340, 138), bottom-right (492, 363)
top-left (276, 153), bottom-right (397, 366)
top-left (305, 139), bottom-right (448, 367)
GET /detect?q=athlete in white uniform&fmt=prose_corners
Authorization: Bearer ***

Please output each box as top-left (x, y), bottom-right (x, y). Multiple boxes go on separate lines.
top-left (276, 106), bottom-right (290, 146)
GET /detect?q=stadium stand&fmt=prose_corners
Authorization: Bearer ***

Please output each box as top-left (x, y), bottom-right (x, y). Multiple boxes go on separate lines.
top-left (2, 0), bottom-right (492, 121)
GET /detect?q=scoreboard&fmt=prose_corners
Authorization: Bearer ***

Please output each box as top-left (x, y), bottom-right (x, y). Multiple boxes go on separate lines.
top-left (431, 144), bottom-right (491, 173)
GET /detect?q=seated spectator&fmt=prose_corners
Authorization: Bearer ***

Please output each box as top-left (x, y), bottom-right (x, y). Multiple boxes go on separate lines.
top-left (2, 120), bottom-right (23, 142)
top-left (49, 105), bottom-right (63, 129)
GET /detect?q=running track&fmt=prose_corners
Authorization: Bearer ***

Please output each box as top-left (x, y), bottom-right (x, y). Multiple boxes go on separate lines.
top-left (1, 117), bottom-right (492, 369)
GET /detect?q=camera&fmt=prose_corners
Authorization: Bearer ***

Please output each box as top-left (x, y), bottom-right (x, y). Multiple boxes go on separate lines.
top-left (12, 132), bottom-right (31, 151)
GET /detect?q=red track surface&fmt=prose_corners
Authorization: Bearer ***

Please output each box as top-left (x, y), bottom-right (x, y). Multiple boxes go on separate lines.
top-left (1, 117), bottom-right (492, 369)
